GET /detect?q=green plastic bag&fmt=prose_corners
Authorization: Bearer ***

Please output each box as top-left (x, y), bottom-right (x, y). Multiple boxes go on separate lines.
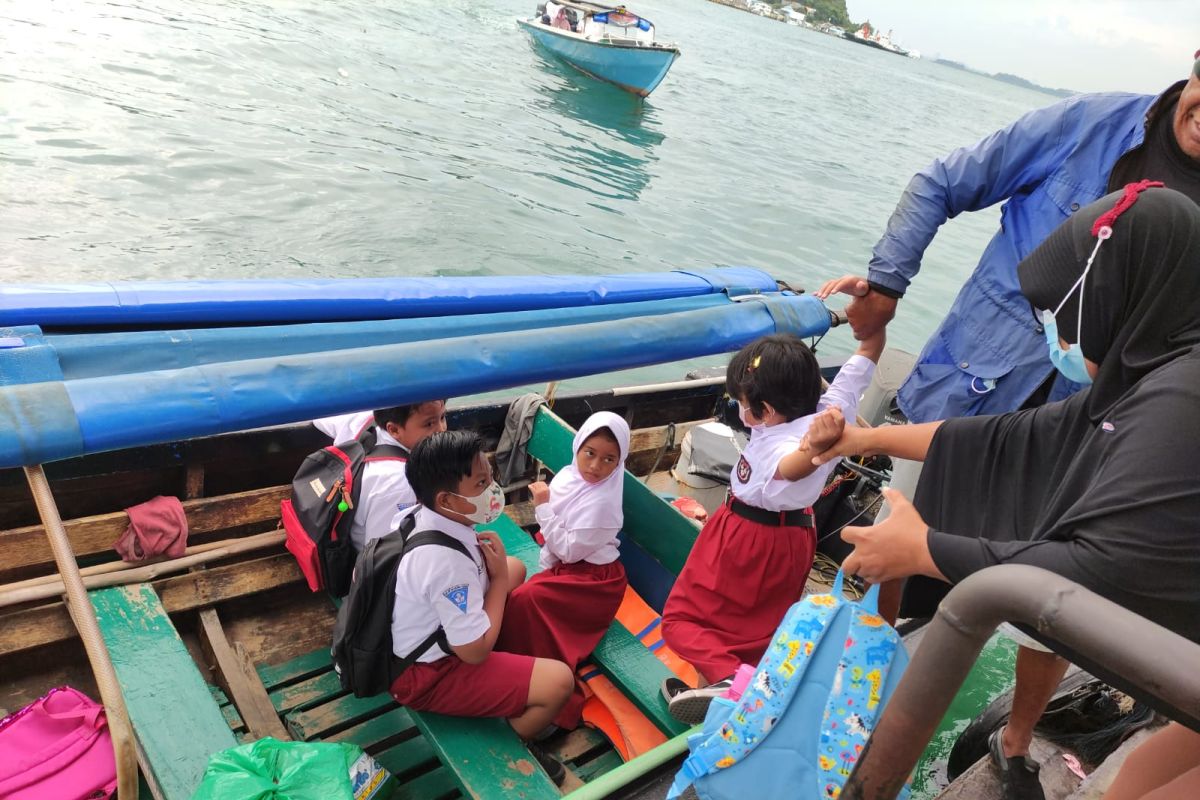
top-left (191, 737), bottom-right (396, 800)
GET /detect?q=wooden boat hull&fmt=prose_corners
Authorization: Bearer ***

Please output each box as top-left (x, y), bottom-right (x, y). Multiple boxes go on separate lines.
top-left (519, 19), bottom-right (679, 97)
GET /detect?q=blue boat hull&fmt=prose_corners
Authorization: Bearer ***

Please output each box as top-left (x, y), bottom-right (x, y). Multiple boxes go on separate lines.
top-left (519, 19), bottom-right (679, 97)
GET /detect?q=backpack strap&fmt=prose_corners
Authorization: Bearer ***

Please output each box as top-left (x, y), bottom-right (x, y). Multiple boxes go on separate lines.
top-left (392, 530), bottom-right (475, 670)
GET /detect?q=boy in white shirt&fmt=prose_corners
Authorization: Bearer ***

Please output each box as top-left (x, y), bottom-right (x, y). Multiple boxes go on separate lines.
top-left (387, 431), bottom-right (574, 783)
top-left (312, 401), bottom-right (447, 551)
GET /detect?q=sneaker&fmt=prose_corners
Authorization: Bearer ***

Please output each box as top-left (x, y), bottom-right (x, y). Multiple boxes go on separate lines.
top-left (528, 743), bottom-right (566, 787)
top-left (988, 726), bottom-right (1045, 800)
top-left (667, 677), bottom-right (734, 726)
top-left (660, 677), bottom-right (691, 703)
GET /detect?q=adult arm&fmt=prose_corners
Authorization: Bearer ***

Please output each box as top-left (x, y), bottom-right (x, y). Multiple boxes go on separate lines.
top-left (867, 97), bottom-right (1080, 298)
top-left (811, 420), bottom-right (945, 466)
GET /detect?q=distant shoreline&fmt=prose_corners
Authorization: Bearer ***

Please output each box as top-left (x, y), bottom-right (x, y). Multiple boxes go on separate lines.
top-left (703, 0), bottom-right (1077, 98)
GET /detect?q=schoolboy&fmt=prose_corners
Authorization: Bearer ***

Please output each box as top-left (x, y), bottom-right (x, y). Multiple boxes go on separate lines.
top-left (313, 401), bottom-right (448, 551)
top-left (388, 431), bottom-right (573, 781)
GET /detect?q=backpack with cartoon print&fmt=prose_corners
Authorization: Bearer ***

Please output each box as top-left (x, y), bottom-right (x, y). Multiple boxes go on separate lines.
top-left (668, 571), bottom-right (911, 800)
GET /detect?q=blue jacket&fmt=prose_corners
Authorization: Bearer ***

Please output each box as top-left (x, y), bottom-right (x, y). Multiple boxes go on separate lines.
top-left (870, 84), bottom-right (1180, 423)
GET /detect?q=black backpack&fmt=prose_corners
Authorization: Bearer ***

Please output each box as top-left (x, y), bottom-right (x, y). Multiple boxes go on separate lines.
top-left (331, 512), bottom-right (473, 698)
top-left (281, 423), bottom-right (409, 597)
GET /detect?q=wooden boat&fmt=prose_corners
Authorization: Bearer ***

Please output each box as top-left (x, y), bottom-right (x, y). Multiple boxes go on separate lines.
top-left (0, 269), bottom-right (1168, 799)
top-left (518, 3), bottom-right (680, 97)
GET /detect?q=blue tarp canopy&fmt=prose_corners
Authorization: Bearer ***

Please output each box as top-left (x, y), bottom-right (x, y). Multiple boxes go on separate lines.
top-left (0, 275), bottom-right (832, 469)
top-left (0, 267), bottom-right (777, 327)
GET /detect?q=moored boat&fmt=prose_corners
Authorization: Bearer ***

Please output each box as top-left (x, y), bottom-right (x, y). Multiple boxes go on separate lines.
top-left (518, 2), bottom-right (680, 97)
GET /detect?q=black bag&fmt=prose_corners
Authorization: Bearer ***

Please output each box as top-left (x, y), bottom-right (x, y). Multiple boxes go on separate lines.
top-left (332, 513), bottom-right (473, 698)
top-left (281, 423), bottom-right (408, 597)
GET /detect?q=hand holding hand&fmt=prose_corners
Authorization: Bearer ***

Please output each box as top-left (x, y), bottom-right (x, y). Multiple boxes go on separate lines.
top-left (530, 481), bottom-right (550, 506)
top-left (809, 420), bottom-right (871, 467)
top-left (477, 531), bottom-right (509, 584)
top-left (802, 407), bottom-right (845, 453)
top-left (840, 489), bottom-right (944, 584)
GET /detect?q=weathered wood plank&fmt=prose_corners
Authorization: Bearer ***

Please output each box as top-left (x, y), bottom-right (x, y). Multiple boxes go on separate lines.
top-left (257, 648), bottom-right (335, 690)
top-left (370, 735), bottom-right (441, 781)
top-left (554, 725), bottom-right (609, 763)
top-left (592, 623), bottom-right (688, 737)
top-left (409, 713), bottom-right (561, 800)
top-left (197, 608), bottom-right (291, 742)
top-left (0, 554), bottom-right (303, 657)
top-left (325, 707), bottom-right (419, 752)
top-left (0, 485), bottom-right (288, 578)
top-left (285, 693), bottom-right (396, 741)
top-left (392, 765), bottom-right (462, 800)
top-left (268, 669), bottom-right (345, 714)
top-left (90, 584), bottom-right (237, 800)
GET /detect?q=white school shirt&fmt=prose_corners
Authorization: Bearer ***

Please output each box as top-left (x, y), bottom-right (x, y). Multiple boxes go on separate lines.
top-left (534, 503), bottom-right (621, 570)
top-left (391, 506), bottom-right (490, 663)
top-left (730, 355), bottom-right (876, 512)
top-left (312, 411), bottom-right (417, 551)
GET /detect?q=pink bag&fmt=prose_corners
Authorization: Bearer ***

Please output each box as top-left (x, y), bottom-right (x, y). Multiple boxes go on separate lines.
top-left (0, 686), bottom-right (117, 800)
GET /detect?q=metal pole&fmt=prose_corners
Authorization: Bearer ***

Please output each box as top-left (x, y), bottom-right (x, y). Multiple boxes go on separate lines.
top-left (23, 465), bottom-right (140, 798)
top-left (842, 564), bottom-right (1200, 800)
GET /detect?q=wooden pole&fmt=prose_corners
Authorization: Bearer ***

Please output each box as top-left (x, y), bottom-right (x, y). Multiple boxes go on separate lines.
top-left (23, 465), bottom-right (139, 799)
top-left (0, 531), bottom-right (286, 608)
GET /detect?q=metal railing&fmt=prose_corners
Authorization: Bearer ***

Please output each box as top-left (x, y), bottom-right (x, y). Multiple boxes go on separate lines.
top-left (841, 564), bottom-right (1200, 800)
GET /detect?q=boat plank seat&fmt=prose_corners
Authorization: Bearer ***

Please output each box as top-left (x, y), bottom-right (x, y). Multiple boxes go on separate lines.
top-left (90, 584), bottom-right (238, 800)
top-left (522, 406), bottom-right (690, 736)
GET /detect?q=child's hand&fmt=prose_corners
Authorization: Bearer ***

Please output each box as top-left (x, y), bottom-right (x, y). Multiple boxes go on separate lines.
top-left (803, 408), bottom-right (845, 453)
top-left (530, 481), bottom-right (550, 506)
top-left (477, 531), bottom-right (509, 584)
top-left (813, 275), bottom-right (870, 301)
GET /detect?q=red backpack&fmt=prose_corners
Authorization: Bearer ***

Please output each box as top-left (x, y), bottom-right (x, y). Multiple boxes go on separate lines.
top-left (281, 424), bottom-right (407, 597)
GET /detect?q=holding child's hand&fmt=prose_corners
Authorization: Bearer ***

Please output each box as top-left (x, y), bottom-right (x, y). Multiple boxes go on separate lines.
top-left (530, 481), bottom-right (550, 506)
top-left (813, 275), bottom-right (870, 300)
top-left (803, 407), bottom-right (845, 453)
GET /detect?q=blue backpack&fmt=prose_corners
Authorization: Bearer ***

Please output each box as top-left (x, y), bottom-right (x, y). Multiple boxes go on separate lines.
top-left (668, 571), bottom-right (911, 800)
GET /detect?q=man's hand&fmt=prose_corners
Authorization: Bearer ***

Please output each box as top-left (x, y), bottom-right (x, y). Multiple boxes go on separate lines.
top-left (804, 407), bottom-right (845, 453)
top-left (529, 481), bottom-right (550, 506)
top-left (841, 489), bottom-right (944, 584)
top-left (477, 531), bottom-right (509, 584)
top-left (846, 290), bottom-right (898, 343)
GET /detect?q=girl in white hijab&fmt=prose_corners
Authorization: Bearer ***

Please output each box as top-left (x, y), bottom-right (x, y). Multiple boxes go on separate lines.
top-left (496, 411), bottom-right (631, 729)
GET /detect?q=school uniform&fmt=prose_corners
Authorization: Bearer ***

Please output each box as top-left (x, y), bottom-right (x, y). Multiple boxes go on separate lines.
top-left (313, 411), bottom-right (416, 551)
top-left (496, 413), bottom-right (631, 728)
top-left (662, 356), bottom-right (876, 682)
top-left (387, 506), bottom-right (539, 719)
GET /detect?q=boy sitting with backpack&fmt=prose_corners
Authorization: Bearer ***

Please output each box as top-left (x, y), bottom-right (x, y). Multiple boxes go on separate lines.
top-left (313, 401), bottom-right (448, 551)
top-left (387, 430), bottom-right (575, 781)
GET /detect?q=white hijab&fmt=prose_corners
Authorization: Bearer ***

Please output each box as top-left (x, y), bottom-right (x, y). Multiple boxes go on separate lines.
top-left (547, 411), bottom-right (630, 531)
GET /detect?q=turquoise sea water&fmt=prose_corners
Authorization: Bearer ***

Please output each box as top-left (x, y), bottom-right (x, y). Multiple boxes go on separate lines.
top-left (3, 0), bottom-right (1057, 374)
top-left (2, 4), bottom-right (1049, 793)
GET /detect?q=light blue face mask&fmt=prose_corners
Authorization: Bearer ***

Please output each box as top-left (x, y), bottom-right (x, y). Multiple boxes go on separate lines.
top-left (1041, 225), bottom-right (1112, 386)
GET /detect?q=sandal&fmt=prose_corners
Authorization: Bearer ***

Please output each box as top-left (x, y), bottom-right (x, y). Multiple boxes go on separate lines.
top-left (988, 726), bottom-right (1046, 800)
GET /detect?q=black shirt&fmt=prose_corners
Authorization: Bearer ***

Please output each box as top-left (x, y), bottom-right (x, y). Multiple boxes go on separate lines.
top-left (1109, 99), bottom-right (1200, 205)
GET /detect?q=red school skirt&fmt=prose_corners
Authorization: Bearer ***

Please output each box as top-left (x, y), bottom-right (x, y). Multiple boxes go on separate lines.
top-left (496, 559), bottom-right (628, 728)
top-left (661, 501), bottom-right (816, 683)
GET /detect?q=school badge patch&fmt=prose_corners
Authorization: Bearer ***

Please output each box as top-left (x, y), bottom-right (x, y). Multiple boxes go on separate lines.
top-left (442, 584), bottom-right (469, 613)
top-left (736, 455), bottom-right (752, 483)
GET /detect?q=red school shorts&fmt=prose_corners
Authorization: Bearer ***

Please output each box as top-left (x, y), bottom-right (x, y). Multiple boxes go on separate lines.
top-left (389, 650), bottom-right (536, 719)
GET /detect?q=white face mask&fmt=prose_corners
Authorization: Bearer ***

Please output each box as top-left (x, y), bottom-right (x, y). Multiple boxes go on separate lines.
top-left (737, 401), bottom-right (767, 430)
top-left (445, 481), bottom-right (505, 525)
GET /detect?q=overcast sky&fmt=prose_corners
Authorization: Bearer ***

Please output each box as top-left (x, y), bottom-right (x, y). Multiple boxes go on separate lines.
top-left (845, 1), bottom-right (1198, 94)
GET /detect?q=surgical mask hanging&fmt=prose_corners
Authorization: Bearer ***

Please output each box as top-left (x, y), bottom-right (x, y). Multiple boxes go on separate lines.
top-left (447, 482), bottom-right (505, 525)
top-left (1042, 225), bottom-right (1111, 386)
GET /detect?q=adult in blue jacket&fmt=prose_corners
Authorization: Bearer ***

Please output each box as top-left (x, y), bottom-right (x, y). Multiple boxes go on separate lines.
top-left (849, 59), bottom-right (1200, 425)
top-left (837, 55), bottom-right (1200, 800)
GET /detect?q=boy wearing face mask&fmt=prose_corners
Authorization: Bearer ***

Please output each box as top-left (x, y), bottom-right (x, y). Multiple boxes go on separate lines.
top-left (387, 430), bottom-right (574, 782)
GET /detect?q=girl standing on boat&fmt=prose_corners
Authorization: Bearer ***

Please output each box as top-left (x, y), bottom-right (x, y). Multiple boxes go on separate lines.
top-left (496, 412), bottom-right (630, 729)
top-left (661, 300), bottom-right (886, 722)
